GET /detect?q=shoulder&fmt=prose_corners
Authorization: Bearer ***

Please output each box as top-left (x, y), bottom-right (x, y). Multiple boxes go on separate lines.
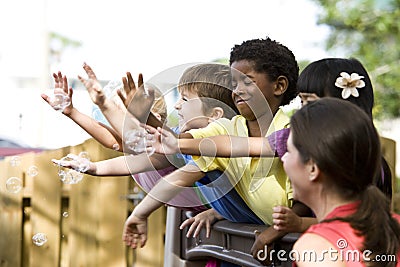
top-left (271, 109), bottom-right (291, 130)
top-left (392, 213), bottom-right (400, 222)
top-left (294, 233), bottom-right (347, 267)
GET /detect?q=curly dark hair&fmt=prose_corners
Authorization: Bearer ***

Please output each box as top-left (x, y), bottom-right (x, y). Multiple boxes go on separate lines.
top-left (229, 37), bottom-right (299, 106)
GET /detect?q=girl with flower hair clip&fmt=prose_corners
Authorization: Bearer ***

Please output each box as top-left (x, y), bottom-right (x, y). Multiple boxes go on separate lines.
top-left (296, 57), bottom-right (392, 199)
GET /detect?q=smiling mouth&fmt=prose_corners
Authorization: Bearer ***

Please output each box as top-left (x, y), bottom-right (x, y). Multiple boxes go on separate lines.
top-left (236, 99), bottom-right (246, 104)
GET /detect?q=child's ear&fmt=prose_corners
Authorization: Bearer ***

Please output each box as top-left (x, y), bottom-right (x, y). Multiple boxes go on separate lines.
top-left (274, 76), bottom-right (289, 96)
top-left (208, 107), bottom-right (224, 122)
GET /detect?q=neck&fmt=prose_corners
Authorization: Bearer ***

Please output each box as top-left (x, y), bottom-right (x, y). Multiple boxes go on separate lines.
top-left (247, 108), bottom-right (276, 137)
top-left (308, 192), bottom-right (355, 222)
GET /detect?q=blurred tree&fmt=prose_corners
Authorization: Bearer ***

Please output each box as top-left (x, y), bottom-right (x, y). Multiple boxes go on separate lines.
top-left (49, 32), bottom-right (82, 64)
top-left (313, 0), bottom-right (400, 118)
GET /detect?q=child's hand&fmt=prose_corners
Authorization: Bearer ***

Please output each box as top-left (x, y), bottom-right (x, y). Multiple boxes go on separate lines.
top-left (179, 209), bottom-right (223, 238)
top-left (118, 72), bottom-right (155, 123)
top-left (272, 206), bottom-right (302, 232)
top-left (41, 71), bottom-right (74, 115)
top-left (52, 153), bottom-right (94, 174)
top-left (122, 212), bottom-right (148, 249)
top-left (78, 63), bottom-right (107, 106)
top-left (142, 124), bottom-right (179, 155)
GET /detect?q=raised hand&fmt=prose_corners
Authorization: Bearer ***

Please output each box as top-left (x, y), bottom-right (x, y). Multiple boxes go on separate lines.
top-left (78, 63), bottom-right (107, 107)
top-left (41, 71), bottom-right (73, 114)
top-left (179, 208), bottom-right (223, 238)
top-left (122, 212), bottom-right (148, 249)
top-left (118, 72), bottom-right (155, 122)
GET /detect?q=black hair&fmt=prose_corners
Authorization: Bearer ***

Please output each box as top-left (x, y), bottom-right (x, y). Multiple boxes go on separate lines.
top-left (229, 37), bottom-right (299, 106)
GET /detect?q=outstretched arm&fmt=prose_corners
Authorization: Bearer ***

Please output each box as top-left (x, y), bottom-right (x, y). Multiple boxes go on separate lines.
top-left (52, 152), bottom-right (174, 177)
top-left (147, 126), bottom-right (276, 157)
top-left (123, 164), bottom-right (204, 248)
top-left (41, 71), bottom-right (122, 150)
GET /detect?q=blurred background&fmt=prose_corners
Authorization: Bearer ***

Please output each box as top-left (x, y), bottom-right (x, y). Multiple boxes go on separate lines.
top-left (0, 0), bottom-right (399, 175)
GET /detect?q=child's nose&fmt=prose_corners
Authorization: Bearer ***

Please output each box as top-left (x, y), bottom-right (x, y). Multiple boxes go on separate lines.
top-left (232, 84), bottom-right (245, 95)
top-left (174, 99), bottom-right (183, 109)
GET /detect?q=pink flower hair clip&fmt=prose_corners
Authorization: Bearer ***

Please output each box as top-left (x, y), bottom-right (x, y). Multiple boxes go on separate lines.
top-left (335, 72), bottom-right (365, 99)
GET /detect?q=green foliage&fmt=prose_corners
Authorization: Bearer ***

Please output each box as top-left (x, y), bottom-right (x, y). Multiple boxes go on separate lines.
top-left (312, 0), bottom-right (400, 118)
top-left (50, 32), bottom-right (82, 48)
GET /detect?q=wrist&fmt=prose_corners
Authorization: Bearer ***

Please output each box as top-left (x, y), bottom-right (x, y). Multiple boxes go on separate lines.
top-left (132, 205), bottom-right (149, 220)
top-left (64, 107), bottom-right (77, 117)
top-left (88, 162), bottom-right (97, 175)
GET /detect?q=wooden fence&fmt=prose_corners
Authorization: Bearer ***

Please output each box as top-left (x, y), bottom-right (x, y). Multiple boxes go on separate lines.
top-left (0, 138), bottom-right (165, 267)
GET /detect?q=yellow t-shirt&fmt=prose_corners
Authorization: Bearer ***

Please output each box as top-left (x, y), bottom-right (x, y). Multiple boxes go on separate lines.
top-left (188, 109), bottom-right (292, 225)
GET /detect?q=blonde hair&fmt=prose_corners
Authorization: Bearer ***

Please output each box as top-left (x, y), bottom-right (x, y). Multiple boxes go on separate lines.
top-left (147, 83), bottom-right (168, 123)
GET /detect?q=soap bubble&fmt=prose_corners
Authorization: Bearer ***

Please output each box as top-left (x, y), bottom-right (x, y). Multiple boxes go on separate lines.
top-left (78, 151), bottom-right (90, 160)
top-left (49, 92), bottom-right (71, 112)
top-left (6, 177), bottom-right (23, 193)
top-left (54, 154), bottom-right (90, 184)
top-left (9, 156), bottom-right (21, 167)
top-left (32, 233), bottom-right (48, 246)
top-left (58, 169), bottom-right (84, 184)
top-left (124, 129), bottom-right (155, 155)
top-left (27, 165), bottom-right (39, 177)
top-left (112, 143), bottom-right (120, 151)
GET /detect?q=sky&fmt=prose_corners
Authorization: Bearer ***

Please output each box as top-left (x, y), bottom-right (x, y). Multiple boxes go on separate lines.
top-left (0, 0), bottom-right (331, 149)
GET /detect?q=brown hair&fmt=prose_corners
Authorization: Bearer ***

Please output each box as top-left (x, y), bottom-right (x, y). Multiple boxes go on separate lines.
top-left (178, 63), bottom-right (238, 119)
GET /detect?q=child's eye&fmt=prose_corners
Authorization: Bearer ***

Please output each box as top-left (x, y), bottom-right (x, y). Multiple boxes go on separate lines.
top-left (182, 97), bottom-right (188, 102)
top-left (244, 79), bottom-right (253, 85)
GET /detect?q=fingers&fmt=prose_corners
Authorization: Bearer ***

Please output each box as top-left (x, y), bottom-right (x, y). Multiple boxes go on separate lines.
top-left (41, 93), bottom-right (50, 104)
top-left (127, 72), bottom-right (136, 92)
top-left (141, 123), bottom-right (157, 134)
top-left (180, 217), bottom-right (195, 230)
top-left (117, 89), bottom-right (127, 104)
top-left (123, 231), bottom-right (147, 249)
top-left (82, 62), bottom-right (97, 80)
top-left (139, 234), bottom-right (147, 248)
top-left (62, 74), bottom-right (68, 93)
top-left (206, 221), bottom-right (211, 238)
top-left (77, 75), bottom-right (86, 84)
top-left (186, 219), bottom-right (199, 237)
top-left (193, 222), bottom-right (204, 238)
top-left (68, 87), bottom-right (73, 98)
top-left (138, 73), bottom-right (143, 88)
top-left (122, 76), bottom-right (129, 99)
